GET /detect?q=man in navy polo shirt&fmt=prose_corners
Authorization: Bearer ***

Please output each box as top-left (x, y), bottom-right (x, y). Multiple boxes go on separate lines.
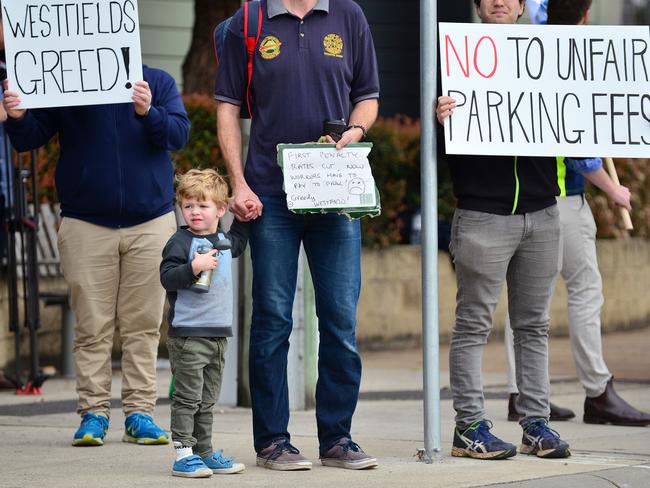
top-left (216, 0), bottom-right (379, 472)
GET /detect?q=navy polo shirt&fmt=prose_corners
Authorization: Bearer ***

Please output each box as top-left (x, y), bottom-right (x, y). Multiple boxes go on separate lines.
top-left (216, 0), bottom-right (380, 196)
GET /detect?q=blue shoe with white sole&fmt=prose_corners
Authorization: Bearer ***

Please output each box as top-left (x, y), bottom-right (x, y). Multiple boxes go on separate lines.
top-left (202, 450), bottom-right (246, 474)
top-left (172, 455), bottom-right (213, 478)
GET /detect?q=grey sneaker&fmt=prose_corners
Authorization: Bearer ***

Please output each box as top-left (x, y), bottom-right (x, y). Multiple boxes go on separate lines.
top-left (256, 439), bottom-right (312, 471)
top-left (320, 438), bottom-right (378, 470)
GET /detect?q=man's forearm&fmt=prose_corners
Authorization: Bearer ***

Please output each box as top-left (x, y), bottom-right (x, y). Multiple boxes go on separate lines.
top-left (582, 168), bottom-right (617, 196)
top-left (216, 101), bottom-right (246, 188)
top-left (348, 98), bottom-right (379, 132)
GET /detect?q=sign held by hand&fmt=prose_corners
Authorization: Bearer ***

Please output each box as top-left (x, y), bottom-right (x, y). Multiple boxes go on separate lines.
top-left (439, 23), bottom-right (650, 158)
top-left (278, 143), bottom-right (380, 218)
top-left (2, 0), bottom-right (144, 109)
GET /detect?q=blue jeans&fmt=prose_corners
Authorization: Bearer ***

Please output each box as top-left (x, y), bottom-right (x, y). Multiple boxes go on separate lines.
top-left (249, 196), bottom-right (362, 453)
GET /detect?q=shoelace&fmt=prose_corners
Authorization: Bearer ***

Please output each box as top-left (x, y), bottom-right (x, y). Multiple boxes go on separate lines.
top-left (525, 419), bottom-right (561, 440)
top-left (83, 415), bottom-right (107, 431)
top-left (264, 440), bottom-right (300, 461)
top-left (129, 416), bottom-right (144, 432)
top-left (466, 420), bottom-right (498, 442)
top-left (127, 414), bottom-right (156, 435)
top-left (339, 439), bottom-right (362, 453)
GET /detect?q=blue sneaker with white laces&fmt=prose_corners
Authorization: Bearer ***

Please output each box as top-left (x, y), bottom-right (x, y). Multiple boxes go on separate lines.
top-left (172, 455), bottom-right (213, 478)
top-left (123, 413), bottom-right (169, 445)
top-left (202, 450), bottom-right (246, 474)
top-left (72, 412), bottom-right (109, 446)
top-left (452, 419), bottom-right (517, 460)
top-left (521, 418), bottom-right (571, 458)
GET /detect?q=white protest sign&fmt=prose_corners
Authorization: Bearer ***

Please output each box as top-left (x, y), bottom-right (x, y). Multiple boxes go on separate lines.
top-left (2, 1), bottom-right (143, 109)
top-left (278, 143), bottom-right (377, 212)
top-left (439, 23), bottom-right (650, 158)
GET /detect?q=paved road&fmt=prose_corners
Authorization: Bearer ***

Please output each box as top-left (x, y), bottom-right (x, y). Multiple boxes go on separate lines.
top-left (0, 329), bottom-right (648, 487)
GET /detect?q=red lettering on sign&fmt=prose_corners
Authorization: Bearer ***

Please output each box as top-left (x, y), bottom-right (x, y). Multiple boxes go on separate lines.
top-left (445, 35), bottom-right (470, 78)
top-left (473, 36), bottom-right (498, 79)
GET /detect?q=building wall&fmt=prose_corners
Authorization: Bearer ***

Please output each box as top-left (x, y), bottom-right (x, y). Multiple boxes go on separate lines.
top-left (355, 0), bottom-right (421, 118)
top-left (355, 0), bottom-right (473, 119)
top-left (357, 239), bottom-right (650, 347)
top-left (138, 0), bottom-right (194, 90)
top-left (3, 239), bottom-right (649, 370)
top-left (589, 0), bottom-right (624, 25)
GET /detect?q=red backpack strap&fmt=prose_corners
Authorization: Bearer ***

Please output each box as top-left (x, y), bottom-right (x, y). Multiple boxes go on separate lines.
top-left (243, 1), bottom-right (262, 116)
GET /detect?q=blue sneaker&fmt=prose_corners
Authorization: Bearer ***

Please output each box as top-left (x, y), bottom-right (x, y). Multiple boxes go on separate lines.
top-left (521, 418), bottom-right (571, 458)
top-left (202, 450), bottom-right (246, 474)
top-left (172, 455), bottom-right (213, 478)
top-left (452, 420), bottom-right (517, 460)
top-left (72, 412), bottom-right (109, 446)
top-left (123, 413), bottom-right (169, 445)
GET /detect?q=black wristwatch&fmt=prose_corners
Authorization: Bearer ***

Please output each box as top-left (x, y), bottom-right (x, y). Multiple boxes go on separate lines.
top-left (346, 124), bottom-right (367, 139)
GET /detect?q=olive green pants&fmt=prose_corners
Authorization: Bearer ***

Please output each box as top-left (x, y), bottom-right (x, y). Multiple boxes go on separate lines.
top-left (167, 336), bottom-right (227, 457)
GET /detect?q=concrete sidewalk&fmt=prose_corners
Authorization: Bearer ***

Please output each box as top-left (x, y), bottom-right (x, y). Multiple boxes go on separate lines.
top-left (0, 329), bottom-right (649, 488)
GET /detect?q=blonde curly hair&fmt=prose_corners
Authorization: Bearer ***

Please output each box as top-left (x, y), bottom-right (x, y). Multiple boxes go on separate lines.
top-left (176, 169), bottom-right (229, 208)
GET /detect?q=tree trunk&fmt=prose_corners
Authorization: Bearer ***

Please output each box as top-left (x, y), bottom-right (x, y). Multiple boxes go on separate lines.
top-left (182, 0), bottom-right (241, 95)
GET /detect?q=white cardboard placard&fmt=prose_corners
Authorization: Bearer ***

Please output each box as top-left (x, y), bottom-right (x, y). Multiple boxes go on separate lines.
top-left (3, 0), bottom-right (143, 109)
top-left (278, 143), bottom-right (377, 212)
top-left (439, 23), bottom-right (650, 158)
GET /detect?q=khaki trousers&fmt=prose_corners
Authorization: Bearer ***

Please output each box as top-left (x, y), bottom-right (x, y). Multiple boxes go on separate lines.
top-left (58, 213), bottom-right (176, 418)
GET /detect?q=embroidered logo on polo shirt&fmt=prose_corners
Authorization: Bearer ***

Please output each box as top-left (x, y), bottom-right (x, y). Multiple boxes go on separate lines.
top-left (323, 34), bottom-right (343, 58)
top-left (259, 36), bottom-right (282, 59)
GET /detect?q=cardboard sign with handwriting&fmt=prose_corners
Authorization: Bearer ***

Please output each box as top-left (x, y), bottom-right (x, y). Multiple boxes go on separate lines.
top-left (277, 143), bottom-right (380, 219)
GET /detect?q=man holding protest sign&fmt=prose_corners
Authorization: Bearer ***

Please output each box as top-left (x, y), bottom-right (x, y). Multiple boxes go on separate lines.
top-left (436, 0), bottom-right (571, 460)
top-left (504, 0), bottom-right (650, 428)
top-left (3, 54), bottom-right (190, 450)
top-left (216, 0), bottom-right (379, 471)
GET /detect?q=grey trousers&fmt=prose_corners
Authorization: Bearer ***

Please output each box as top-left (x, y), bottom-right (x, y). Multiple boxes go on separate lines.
top-left (505, 195), bottom-right (611, 398)
top-left (168, 336), bottom-right (227, 457)
top-left (449, 207), bottom-right (560, 428)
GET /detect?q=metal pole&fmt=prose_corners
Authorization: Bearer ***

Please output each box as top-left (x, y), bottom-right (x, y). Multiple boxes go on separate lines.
top-left (25, 151), bottom-right (42, 384)
top-left (4, 136), bottom-right (22, 389)
top-left (420, 0), bottom-right (441, 463)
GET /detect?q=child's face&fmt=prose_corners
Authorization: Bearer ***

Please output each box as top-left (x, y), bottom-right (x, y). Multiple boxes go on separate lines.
top-left (181, 197), bottom-right (226, 235)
